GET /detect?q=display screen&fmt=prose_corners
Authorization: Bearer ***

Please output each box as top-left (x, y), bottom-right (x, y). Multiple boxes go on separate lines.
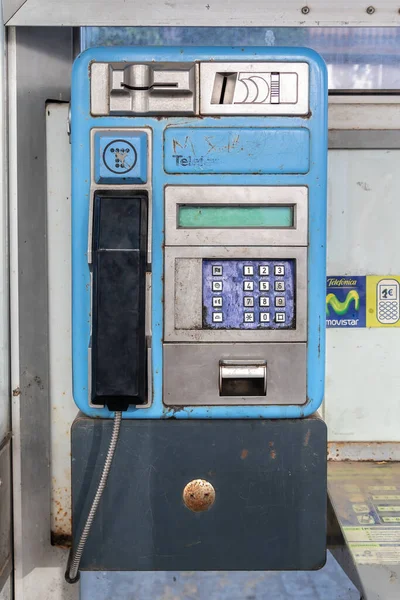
top-left (178, 205), bottom-right (294, 229)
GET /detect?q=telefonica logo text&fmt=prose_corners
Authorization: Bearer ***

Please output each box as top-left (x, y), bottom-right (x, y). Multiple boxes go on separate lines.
top-left (327, 278), bottom-right (357, 286)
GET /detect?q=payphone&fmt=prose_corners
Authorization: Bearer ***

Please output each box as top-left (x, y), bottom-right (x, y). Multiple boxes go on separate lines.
top-left (71, 46), bottom-right (327, 418)
top-left (69, 46), bottom-right (327, 580)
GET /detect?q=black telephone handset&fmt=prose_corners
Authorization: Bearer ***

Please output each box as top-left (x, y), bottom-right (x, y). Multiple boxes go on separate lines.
top-left (91, 192), bottom-right (148, 411)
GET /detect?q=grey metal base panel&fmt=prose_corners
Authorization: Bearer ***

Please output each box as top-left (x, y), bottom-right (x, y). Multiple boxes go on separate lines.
top-left (79, 553), bottom-right (359, 600)
top-left (71, 415), bottom-right (327, 572)
top-left (328, 461), bottom-right (400, 600)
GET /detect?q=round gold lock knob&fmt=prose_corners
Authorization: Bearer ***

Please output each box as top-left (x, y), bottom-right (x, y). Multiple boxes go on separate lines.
top-left (183, 479), bottom-right (215, 512)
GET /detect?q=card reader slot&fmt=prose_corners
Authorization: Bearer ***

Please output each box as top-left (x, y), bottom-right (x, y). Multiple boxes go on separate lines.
top-left (91, 193), bottom-right (148, 410)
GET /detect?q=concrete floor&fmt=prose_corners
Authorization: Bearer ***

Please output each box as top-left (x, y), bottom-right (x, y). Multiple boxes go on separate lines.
top-left (80, 552), bottom-right (360, 599)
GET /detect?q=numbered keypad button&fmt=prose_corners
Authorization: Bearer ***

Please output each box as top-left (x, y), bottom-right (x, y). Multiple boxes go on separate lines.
top-left (243, 297), bottom-right (254, 307)
top-left (243, 281), bottom-right (254, 291)
top-left (212, 297), bottom-right (223, 308)
top-left (275, 296), bottom-right (286, 307)
top-left (274, 281), bottom-right (285, 292)
top-left (260, 312), bottom-right (270, 323)
top-left (259, 265), bottom-right (269, 276)
top-left (259, 281), bottom-right (270, 292)
top-left (274, 265), bottom-right (285, 276)
top-left (212, 312), bottom-right (223, 323)
top-left (212, 265), bottom-right (223, 276)
top-left (212, 281), bottom-right (223, 292)
top-left (259, 296), bottom-right (270, 307)
top-left (243, 265), bottom-right (254, 276)
top-left (244, 312), bottom-right (254, 323)
top-left (275, 312), bottom-right (286, 323)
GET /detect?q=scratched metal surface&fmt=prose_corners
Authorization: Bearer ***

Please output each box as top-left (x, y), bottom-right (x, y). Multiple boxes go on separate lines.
top-left (80, 553), bottom-right (359, 599)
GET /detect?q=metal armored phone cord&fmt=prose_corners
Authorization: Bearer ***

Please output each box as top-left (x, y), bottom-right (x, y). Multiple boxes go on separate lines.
top-left (65, 411), bottom-right (122, 583)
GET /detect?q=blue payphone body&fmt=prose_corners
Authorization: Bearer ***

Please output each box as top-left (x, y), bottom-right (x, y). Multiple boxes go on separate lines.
top-left (71, 46), bottom-right (327, 419)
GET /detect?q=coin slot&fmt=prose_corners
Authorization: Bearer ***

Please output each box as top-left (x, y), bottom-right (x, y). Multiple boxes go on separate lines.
top-left (219, 360), bottom-right (267, 397)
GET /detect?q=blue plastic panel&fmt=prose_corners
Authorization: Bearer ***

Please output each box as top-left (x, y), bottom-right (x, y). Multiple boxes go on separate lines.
top-left (71, 46), bottom-right (328, 419)
top-left (94, 130), bottom-right (147, 184)
top-left (164, 127), bottom-right (310, 174)
top-left (202, 259), bottom-right (295, 329)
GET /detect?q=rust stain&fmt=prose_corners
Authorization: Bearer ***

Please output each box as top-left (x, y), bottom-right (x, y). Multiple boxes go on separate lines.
top-left (183, 479), bottom-right (215, 513)
top-left (51, 531), bottom-right (72, 549)
top-left (240, 449), bottom-right (249, 460)
top-left (52, 492), bottom-right (72, 539)
top-left (268, 441), bottom-right (277, 460)
top-left (304, 428), bottom-right (311, 447)
top-left (12, 387), bottom-right (21, 396)
top-left (328, 441), bottom-right (400, 462)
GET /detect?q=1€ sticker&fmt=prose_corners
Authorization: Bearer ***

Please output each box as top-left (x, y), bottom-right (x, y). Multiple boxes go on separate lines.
top-left (366, 276), bottom-right (400, 327)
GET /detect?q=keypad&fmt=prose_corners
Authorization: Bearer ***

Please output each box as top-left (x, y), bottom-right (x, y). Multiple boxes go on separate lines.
top-left (203, 259), bottom-right (295, 329)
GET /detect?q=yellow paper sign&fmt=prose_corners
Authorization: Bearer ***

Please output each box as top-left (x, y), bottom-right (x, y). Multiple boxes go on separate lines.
top-left (366, 275), bottom-right (400, 328)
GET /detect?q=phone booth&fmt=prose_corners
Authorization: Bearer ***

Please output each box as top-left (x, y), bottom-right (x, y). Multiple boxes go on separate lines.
top-left (3, 6), bottom-right (400, 600)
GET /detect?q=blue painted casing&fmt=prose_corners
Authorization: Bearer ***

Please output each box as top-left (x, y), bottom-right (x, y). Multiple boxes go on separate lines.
top-left (71, 46), bottom-right (327, 419)
top-left (164, 127), bottom-right (310, 174)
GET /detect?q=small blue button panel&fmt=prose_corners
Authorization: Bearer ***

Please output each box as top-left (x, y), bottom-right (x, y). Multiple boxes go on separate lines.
top-left (203, 259), bottom-right (295, 329)
top-left (94, 131), bottom-right (147, 184)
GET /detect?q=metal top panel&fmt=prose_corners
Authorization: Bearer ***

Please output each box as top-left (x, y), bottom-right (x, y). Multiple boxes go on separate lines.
top-left (6, 0), bottom-right (400, 26)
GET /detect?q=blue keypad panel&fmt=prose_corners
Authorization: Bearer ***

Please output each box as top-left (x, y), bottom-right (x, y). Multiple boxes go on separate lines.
top-left (94, 131), bottom-right (147, 184)
top-left (202, 259), bottom-right (295, 329)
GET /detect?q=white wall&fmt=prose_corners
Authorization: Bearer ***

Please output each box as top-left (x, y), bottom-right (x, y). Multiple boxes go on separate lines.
top-left (325, 149), bottom-right (400, 441)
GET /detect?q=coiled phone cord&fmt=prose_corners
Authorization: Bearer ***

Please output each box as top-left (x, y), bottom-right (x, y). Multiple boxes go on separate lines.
top-left (66, 411), bottom-right (122, 583)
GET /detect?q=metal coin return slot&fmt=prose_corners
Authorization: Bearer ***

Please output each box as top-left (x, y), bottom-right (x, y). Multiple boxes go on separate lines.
top-left (219, 360), bottom-right (267, 397)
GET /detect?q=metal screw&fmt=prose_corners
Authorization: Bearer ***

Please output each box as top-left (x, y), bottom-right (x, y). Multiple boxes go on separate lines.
top-left (366, 6), bottom-right (375, 14)
top-left (301, 6), bottom-right (310, 14)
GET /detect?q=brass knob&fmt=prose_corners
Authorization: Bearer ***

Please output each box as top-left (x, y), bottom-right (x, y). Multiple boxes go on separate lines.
top-left (183, 479), bottom-right (215, 512)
